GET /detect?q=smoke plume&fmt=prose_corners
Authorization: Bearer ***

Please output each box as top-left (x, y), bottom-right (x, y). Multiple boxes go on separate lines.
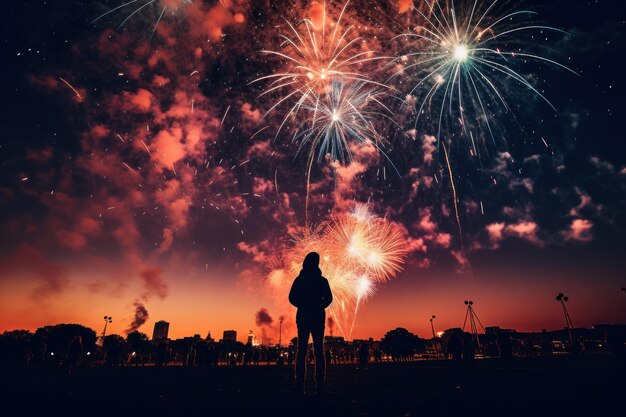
top-left (255, 307), bottom-right (273, 327)
top-left (126, 301), bottom-right (149, 334)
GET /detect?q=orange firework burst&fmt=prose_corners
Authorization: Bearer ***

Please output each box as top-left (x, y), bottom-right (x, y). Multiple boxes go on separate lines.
top-left (274, 204), bottom-right (408, 338)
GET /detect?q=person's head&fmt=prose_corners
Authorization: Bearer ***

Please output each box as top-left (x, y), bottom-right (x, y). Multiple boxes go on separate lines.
top-left (302, 252), bottom-right (320, 271)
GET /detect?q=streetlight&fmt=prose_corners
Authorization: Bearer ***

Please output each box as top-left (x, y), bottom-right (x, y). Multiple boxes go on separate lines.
top-left (102, 316), bottom-right (112, 337)
top-left (430, 315), bottom-right (440, 359)
top-left (429, 315), bottom-right (436, 339)
top-left (555, 293), bottom-right (574, 350)
top-left (463, 300), bottom-right (486, 350)
top-left (98, 316), bottom-right (112, 347)
top-left (278, 317), bottom-right (284, 347)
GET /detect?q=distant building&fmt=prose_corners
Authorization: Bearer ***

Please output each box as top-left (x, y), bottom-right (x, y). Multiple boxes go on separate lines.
top-left (247, 330), bottom-right (256, 345)
top-left (223, 330), bottom-right (237, 342)
top-left (206, 331), bottom-right (214, 342)
top-left (152, 320), bottom-right (170, 340)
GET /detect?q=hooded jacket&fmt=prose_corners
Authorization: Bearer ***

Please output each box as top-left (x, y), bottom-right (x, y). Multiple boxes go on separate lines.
top-left (288, 266), bottom-right (333, 325)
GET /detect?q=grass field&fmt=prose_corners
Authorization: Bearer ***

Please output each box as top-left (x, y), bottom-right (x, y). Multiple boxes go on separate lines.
top-left (2, 355), bottom-right (624, 417)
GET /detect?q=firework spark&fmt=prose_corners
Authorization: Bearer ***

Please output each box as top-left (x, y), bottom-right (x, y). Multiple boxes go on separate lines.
top-left (392, 0), bottom-right (576, 143)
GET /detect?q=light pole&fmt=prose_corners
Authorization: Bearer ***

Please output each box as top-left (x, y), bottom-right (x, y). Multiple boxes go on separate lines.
top-left (430, 315), bottom-right (440, 358)
top-left (463, 300), bottom-right (485, 350)
top-left (430, 315), bottom-right (436, 339)
top-left (98, 316), bottom-right (112, 347)
top-left (278, 317), bottom-right (284, 347)
top-left (555, 293), bottom-right (574, 350)
top-left (102, 316), bottom-right (112, 337)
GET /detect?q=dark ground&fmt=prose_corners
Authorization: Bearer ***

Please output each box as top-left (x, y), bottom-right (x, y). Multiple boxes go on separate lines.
top-left (1, 355), bottom-right (624, 417)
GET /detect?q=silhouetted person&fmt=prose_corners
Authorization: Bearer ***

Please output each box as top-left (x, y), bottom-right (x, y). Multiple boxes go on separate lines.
top-left (463, 333), bottom-right (476, 362)
top-left (65, 335), bottom-right (82, 375)
top-left (287, 347), bottom-right (294, 365)
top-left (358, 343), bottom-right (369, 366)
top-left (540, 329), bottom-right (552, 356)
top-left (463, 333), bottom-right (476, 361)
top-left (156, 341), bottom-right (168, 366)
top-left (209, 344), bottom-right (218, 366)
top-left (605, 327), bottom-right (626, 362)
top-left (289, 252), bottom-right (333, 395)
top-left (497, 330), bottom-right (513, 362)
top-left (447, 330), bottom-right (464, 364)
top-left (244, 343), bottom-right (252, 366)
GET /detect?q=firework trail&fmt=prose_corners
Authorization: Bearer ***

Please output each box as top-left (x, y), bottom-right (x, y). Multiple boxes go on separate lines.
top-left (277, 204), bottom-right (408, 338)
top-left (391, 0), bottom-right (576, 144)
top-left (59, 77), bottom-right (82, 101)
top-left (350, 274), bottom-right (375, 335)
top-left (305, 155), bottom-right (314, 226)
top-left (91, 0), bottom-right (193, 39)
top-left (441, 140), bottom-right (464, 254)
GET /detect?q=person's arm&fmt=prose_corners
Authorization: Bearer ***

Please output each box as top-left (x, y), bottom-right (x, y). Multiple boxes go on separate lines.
top-left (288, 277), bottom-right (301, 307)
top-left (321, 279), bottom-right (333, 309)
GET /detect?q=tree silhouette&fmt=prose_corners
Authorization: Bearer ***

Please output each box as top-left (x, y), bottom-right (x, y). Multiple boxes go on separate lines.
top-left (126, 331), bottom-right (149, 351)
top-left (104, 334), bottom-right (126, 347)
top-left (380, 328), bottom-right (425, 361)
top-left (0, 330), bottom-right (34, 367)
top-left (103, 334), bottom-right (126, 365)
top-left (126, 331), bottom-right (151, 364)
top-left (34, 324), bottom-right (96, 360)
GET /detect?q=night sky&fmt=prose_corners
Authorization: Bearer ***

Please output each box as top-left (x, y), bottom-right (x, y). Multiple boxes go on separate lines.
top-left (1, 0), bottom-right (625, 342)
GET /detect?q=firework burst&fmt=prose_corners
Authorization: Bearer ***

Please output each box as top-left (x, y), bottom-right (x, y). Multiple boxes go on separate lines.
top-left (252, 1), bottom-right (387, 143)
top-left (325, 205), bottom-right (407, 281)
top-left (392, 0), bottom-right (576, 143)
top-left (296, 80), bottom-right (395, 164)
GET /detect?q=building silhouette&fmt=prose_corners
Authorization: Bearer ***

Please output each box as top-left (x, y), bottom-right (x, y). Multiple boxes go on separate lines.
top-left (222, 330), bottom-right (237, 342)
top-left (152, 320), bottom-right (170, 340)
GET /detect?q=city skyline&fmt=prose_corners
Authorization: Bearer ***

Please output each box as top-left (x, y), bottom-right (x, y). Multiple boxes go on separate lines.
top-left (7, 283), bottom-right (625, 344)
